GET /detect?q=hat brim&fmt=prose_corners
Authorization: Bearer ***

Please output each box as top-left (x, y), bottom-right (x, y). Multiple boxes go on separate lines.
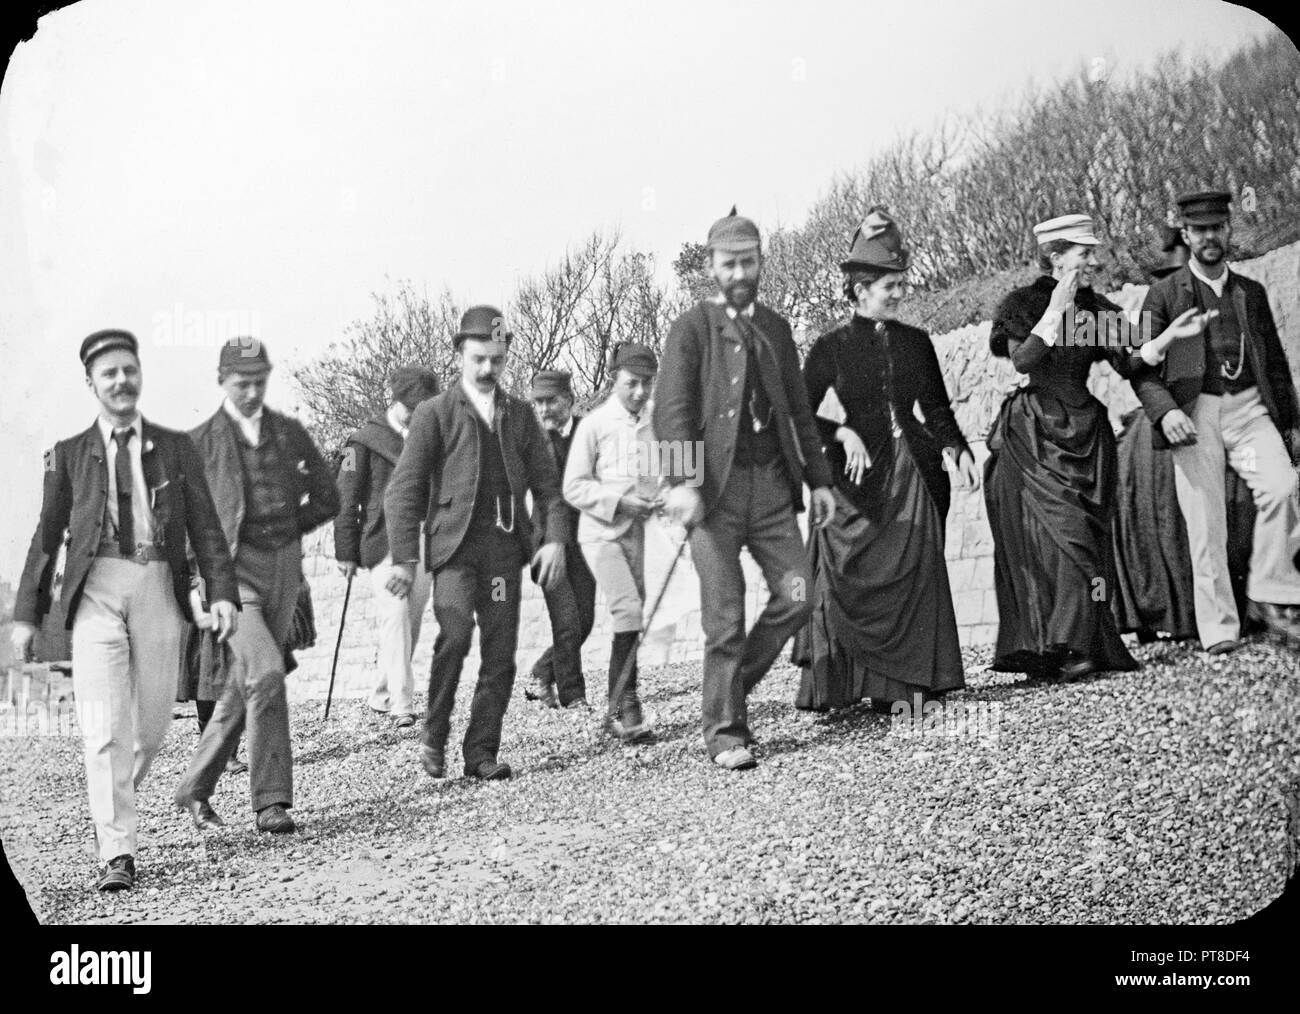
top-left (839, 259), bottom-right (909, 273)
top-left (1180, 213), bottom-right (1230, 226)
top-left (709, 239), bottom-right (761, 253)
top-left (82, 340), bottom-right (138, 365)
top-left (454, 331), bottom-right (514, 343)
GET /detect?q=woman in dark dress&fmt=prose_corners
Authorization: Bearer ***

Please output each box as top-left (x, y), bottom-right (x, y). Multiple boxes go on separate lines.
top-left (984, 213), bottom-right (1140, 681)
top-left (793, 207), bottom-right (980, 711)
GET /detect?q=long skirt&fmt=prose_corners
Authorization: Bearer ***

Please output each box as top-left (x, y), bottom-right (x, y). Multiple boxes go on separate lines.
top-left (792, 439), bottom-right (964, 709)
top-left (1110, 408), bottom-right (1256, 639)
top-left (984, 388), bottom-right (1137, 674)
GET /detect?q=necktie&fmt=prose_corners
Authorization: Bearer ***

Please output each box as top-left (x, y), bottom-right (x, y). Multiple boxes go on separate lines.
top-left (735, 315), bottom-right (773, 431)
top-left (114, 429), bottom-right (135, 555)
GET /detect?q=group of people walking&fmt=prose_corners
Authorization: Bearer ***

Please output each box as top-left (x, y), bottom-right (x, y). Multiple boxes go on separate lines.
top-left (11, 191), bottom-right (1300, 893)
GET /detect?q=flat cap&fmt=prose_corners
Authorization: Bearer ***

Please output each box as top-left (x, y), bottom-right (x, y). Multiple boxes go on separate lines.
top-left (706, 206), bottom-right (762, 252)
top-left (529, 370), bottom-right (574, 399)
top-left (390, 365), bottom-right (440, 410)
top-left (1176, 190), bottom-right (1232, 226)
top-left (1033, 213), bottom-right (1100, 246)
top-left (80, 329), bottom-right (139, 368)
top-left (609, 342), bottom-right (658, 377)
top-left (218, 336), bottom-right (271, 376)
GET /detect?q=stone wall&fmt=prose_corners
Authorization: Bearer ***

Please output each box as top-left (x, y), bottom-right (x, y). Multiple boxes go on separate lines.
top-left (290, 241), bottom-right (1300, 699)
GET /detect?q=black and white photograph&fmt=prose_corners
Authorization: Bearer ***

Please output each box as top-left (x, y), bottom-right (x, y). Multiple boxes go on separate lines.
top-left (0, 0), bottom-right (1296, 986)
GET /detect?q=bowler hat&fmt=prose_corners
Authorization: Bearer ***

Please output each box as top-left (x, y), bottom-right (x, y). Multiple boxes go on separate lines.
top-left (707, 206), bottom-right (762, 253)
top-left (454, 305), bottom-right (513, 348)
top-left (80, 329), bottom-right (139, 368)
top-left (530, 370), bottom-right (573, 399)
top-left (840, 207), bottom-right (910, 272)
top-left (1177, 190), bottom-right (1232, 226)
top-left (218, 337), bottom-right (271, 377)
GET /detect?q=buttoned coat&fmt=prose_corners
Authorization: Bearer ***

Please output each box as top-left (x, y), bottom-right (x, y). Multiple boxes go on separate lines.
top-left (1133, 265), bottom-right (1299, 451)
top-left (652, 300), bottom-right (833, 515)
top-left (15, 419), bottom-right (239, 628)
top-left (385, 384), bottom-right (566, 573)
top-left (189, 406), bottom-right (341, 557)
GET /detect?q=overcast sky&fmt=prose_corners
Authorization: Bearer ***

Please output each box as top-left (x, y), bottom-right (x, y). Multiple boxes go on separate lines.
top-left (0, 0), bottom-right (1282, 581)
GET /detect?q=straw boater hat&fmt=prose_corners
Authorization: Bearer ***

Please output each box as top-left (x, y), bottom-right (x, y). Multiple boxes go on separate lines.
top-left (1032, 214), bottom-right (1100, 246)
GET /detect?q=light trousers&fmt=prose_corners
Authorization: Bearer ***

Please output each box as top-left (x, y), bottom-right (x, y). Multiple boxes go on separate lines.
top-left (71, 558), bottom-right (185, 862)
top-left (1171, 386), bottom-right (1300, 645)
top-left (367, 554), bottom-right (432, 716)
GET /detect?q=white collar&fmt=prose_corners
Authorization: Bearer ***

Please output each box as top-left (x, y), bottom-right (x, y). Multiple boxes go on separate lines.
top-left (557, 415), bottom-right (574, 439)
top-left (223, 397), bottom-right (263, 425)
top-left (97, 413), bottom-right (142, 449)
top-left (1188, 257), bottom-right (1230, 294)
top-left (606, 396), bottom-right (649, 426)
top-left (386, 403), bottom-right (409, 439)
top-left (461, 377), bottom-right (497, 423)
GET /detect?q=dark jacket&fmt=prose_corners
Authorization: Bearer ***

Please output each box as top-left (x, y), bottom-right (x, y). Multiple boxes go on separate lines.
top-left (530, 414), bottom-right (582, 554)
top-left (652, 300), bottom-right (834, 515)
top-left (804, 316), bottom-right (970, 522)
top-left (384, 384), bottom-right (566, 572)
top-left (334, 415), bottom-right (405, 568)
top-left (1133, 264), bottom-right (1298, 450)
top-left (15, 418), bottom-right (239, 629)
top-left (189, 405), bottom-right (340, 556)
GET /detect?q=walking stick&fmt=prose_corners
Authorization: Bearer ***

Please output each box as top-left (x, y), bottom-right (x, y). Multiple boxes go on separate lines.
top-left (324, 573), bottom-right (353, 721)
top-left (605, 521), bottom-right (692, 741)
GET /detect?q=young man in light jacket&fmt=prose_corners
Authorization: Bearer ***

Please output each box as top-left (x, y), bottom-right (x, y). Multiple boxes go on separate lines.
top-left (563, 343), bottom-right (662, 741)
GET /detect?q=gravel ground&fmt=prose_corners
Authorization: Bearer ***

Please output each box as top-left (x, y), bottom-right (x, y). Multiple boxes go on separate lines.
top-left (2, 637), bottom-right (1297, 924)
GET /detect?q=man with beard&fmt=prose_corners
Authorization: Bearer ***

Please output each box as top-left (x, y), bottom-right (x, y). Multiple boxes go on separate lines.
top-left (654, 209), bottom-right (836, 770)
top-left (335, 366), bottom-right (442, 728)
top-left (524, 369), bottom-right (595, 710)
top-left (1134, 190), bottom-right (1300, 652)
top-left (12, 330), bottom-right (238, 890)
top-left (384, 306), bottom-right (568, 781)
top-left (173, 338), bottom-right (340, 834)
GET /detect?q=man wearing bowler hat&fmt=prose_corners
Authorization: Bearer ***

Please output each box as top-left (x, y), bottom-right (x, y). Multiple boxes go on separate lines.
top-left (335, 365), bottom-right (441, 729)
top-left (12, 330), bottom-right (239, 891)
top-left (1133, 189), bottom-right (1300, 652)
top-left (173, 337), bottom-right (340, 834)
top-left (385, 306), bottom-right (568, 781)
top-left (525, 369), bottom-right (595, 709)
top-left (654, 209), bottom-right (836, 771)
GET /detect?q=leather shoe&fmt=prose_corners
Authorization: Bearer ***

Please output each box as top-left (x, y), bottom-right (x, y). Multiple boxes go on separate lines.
top-left (1206, 639), bottom-right (1241, 656)
top-left (97, 854), bottom-right (135, 892)
top-left (394, 713), bottom-right (416, 729)
top-left (180, 798), bottom-right (224, 831)
top-left (713, 746), bottom-right (757, 771)
top-left (420, 744), bottom-right (446, 779)
top-left (1249, 601), bottom-right (1300, 644)
top-left (255, 803), bottom-right (296, 834)
top-left (1057, 654), bottom-right (1097, 682)
top-left (468, 759), bottom-right (512, 780)
top-left (225, 754), bottom-right (248, 775)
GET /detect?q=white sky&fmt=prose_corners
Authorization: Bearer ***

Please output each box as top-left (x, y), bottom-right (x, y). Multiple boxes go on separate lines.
top-left (0, 0), bottom-right (1282, 581)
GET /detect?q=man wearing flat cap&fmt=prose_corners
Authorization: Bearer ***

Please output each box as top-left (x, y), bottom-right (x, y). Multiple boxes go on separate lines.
top-left (11, 330), bottom-right (239, 891)
top-left (1133, 189), bottom-right (1300, 652)
top-left (525, 368), bottom-right (596, 709)
top-left (173, 338), bottom-right (340, 834)
top-left (385, 306), bottom-right (568, 781)
top-left (563, 343), bottom-right (664, 739)
top-left (654, 210), bottom-right (836, 771)
top-left (335, 365), bottom-right (441, 729)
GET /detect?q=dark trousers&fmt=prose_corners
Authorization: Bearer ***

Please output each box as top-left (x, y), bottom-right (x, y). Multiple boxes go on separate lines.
top-left (530, 542), bottom-right (596, 705)
top-left (175, 540), bottom-right (299, 812)
top-left (425, 527), bottom-right (525, 771)
top-left (689, 460), bottom-right (812, 757)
